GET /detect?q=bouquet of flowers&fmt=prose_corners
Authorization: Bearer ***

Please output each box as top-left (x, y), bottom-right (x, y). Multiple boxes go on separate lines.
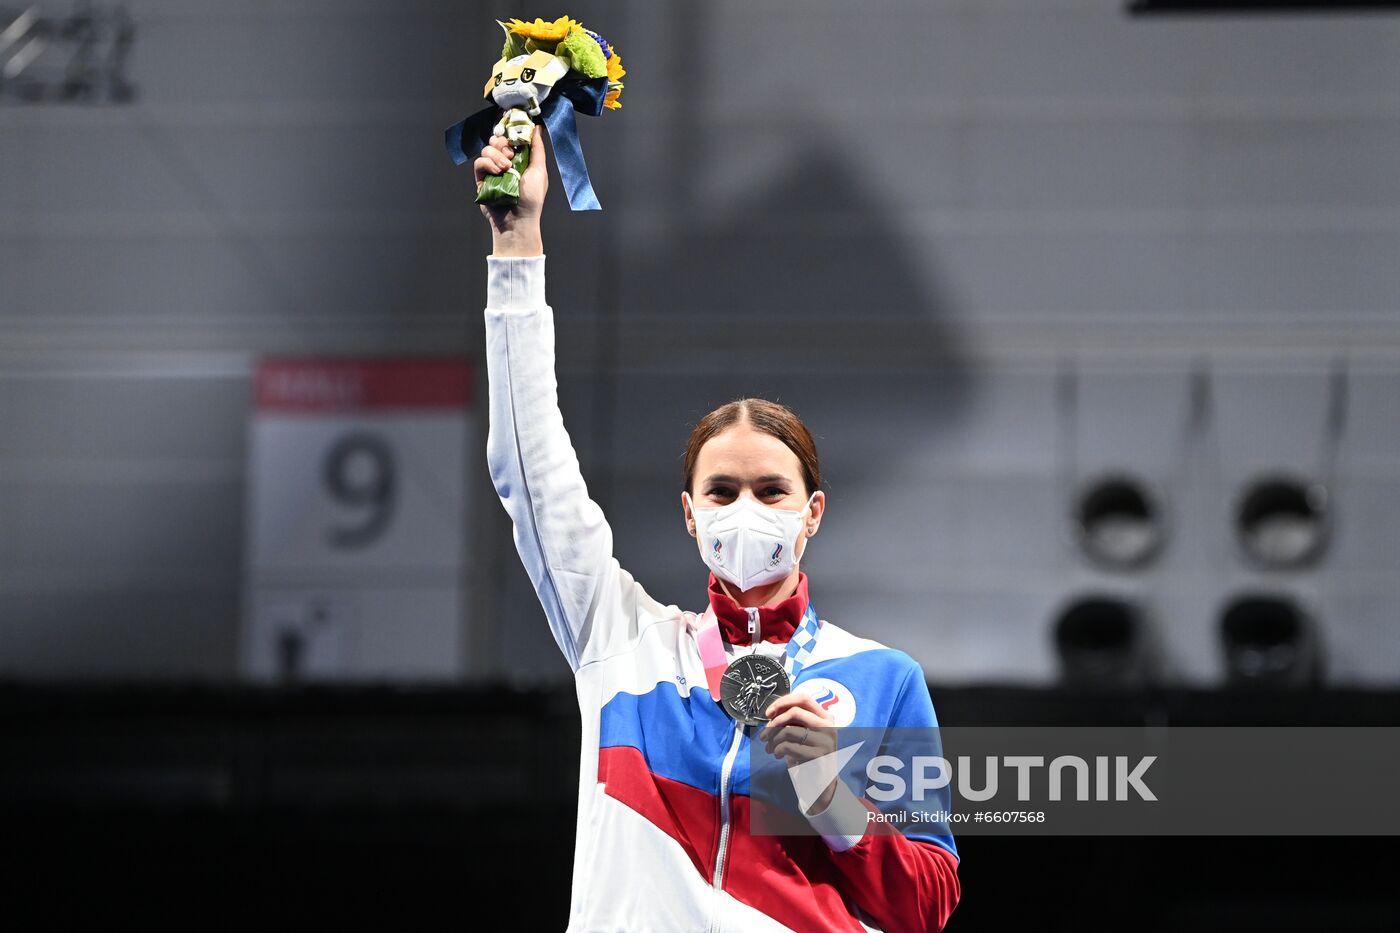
top-left (445, 16), bottom-right (625, 211)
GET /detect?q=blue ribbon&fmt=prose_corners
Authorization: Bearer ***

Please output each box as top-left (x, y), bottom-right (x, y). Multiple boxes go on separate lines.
top-left (444, 75), bottom-right (609, 212)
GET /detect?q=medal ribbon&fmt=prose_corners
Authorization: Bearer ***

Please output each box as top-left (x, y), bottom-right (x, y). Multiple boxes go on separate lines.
top-left (694, 601), bottom-right (823, 704)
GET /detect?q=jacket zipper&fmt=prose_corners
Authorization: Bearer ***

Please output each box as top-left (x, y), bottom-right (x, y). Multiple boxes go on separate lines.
top-left (712, 719), bottom-right (745, 896)
top-left (711, 607), bottom-right (762, 911)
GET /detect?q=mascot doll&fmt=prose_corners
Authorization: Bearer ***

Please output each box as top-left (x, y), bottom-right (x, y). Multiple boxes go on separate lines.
top-left (445, 16), bottom-right (624, 211)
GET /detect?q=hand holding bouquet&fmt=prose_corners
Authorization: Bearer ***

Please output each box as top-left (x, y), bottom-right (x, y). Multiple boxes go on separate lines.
top-left (446, 16), bottom-right (624, 212)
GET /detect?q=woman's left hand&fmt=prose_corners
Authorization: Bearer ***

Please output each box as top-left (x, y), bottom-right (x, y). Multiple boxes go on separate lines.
top-left (760, 693), bottom-right (840, 814)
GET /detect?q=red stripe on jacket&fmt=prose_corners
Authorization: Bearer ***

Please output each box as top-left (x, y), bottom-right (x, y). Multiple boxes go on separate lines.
top-left (598, 745), bottom-right (960, 932)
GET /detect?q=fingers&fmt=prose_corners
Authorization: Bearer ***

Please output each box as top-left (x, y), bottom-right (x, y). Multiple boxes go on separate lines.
top-left (529, 122), bottom-right (548, 167)
top-left (472, 156), bottom-right (498, 185)
top-left (764, 724), bottom-right (803, 747)
top-left (760, 713), bottom-right (834, 758)
top-left (489, 133), bottom-right (515, 154)
top-left (763, 692), bottom-right (831, 725)
top-left (763, 723), bottom-right (823, 755)
top-left (486, 140), bottom-right (514, 167)
top-left (472, 140), bottom-right (516, 185)
top-left (772, 728), bottom-right (834, 767)
top-left (761, 706), bottom-right (826, 739)
top-left (761, 691), bottom-right (837, 761)
top-left (772, 740), bottom-right (828, 765)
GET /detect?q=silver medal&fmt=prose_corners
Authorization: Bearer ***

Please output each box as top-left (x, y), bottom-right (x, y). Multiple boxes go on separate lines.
top-left (719, 654), bottom-right (790, 725)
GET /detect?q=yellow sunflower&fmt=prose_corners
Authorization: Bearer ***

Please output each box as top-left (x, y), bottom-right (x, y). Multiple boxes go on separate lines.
top-left (504, 15), bottom-right (580, 42)
top-left (603, 48), bottom-right (625, 109)
top-left (606, 51), bottom-right (625, 83)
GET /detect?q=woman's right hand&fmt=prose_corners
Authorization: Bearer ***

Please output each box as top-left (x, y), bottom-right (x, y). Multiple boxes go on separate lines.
top-left (475, 126), bottom-right (548, 257)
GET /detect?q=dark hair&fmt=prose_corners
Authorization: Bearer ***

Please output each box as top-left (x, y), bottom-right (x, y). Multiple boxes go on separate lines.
top-left (682, 398), bottom-right (821, 497)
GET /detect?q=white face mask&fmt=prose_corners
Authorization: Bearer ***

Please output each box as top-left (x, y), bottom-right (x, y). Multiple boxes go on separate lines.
top-left (684, 490), bottom-right (817, 592)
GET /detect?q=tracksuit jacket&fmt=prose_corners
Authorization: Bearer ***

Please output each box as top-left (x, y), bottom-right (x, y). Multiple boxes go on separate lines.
top-left (484, 254), bottom-right (961, 932)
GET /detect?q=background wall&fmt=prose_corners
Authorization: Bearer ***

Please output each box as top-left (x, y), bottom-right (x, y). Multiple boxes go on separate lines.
top-left (2, 0), bottom-right (1398, 687)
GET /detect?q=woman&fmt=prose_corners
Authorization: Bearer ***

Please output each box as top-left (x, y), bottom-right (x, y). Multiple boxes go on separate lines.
top-left (475, 127), bottom-right (960, 932)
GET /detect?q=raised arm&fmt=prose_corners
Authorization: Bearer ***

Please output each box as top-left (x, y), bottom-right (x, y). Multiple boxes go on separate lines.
top-left (476, 127), bottom-right (659, 672)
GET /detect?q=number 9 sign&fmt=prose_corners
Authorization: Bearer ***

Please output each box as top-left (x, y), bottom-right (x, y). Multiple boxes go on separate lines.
top-left (321, 430), bottom-right (397, 549)
top-left (242, 359), bottom-right (473, 681)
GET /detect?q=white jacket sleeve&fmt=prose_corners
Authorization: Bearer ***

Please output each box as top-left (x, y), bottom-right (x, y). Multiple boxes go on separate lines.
top-left (483, 254), bottom-right (665, 672)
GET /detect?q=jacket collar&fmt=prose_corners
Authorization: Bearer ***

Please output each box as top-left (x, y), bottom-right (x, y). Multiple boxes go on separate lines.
top-left (707, 570), bottom-right (811, 645)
